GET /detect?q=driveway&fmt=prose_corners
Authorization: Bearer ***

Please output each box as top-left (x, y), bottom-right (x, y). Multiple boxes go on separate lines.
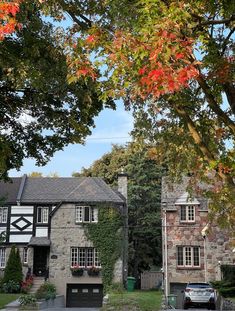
top-left (43, 308), bottom-right (100, 311)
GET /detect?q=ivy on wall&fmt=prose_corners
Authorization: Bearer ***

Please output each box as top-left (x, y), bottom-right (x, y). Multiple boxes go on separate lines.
top-left (85, 204), bottom-right (123, 293)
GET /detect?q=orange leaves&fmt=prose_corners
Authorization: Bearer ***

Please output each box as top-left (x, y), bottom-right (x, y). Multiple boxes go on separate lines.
top-left (0, 0), bottom-right (22, 40)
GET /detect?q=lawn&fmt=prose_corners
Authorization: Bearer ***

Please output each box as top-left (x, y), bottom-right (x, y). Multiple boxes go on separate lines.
top-left (0, 294), bottom-right (20, 309)
top-left (102, 290), bottom-right (162, 311)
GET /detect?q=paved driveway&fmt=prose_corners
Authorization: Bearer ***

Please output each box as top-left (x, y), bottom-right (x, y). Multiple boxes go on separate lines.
top-left (43, 308), bottom-right (100, 311)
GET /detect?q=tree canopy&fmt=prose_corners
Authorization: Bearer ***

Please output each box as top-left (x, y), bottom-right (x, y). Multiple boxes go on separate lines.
top-left (1, 1), bottom-right (235, 226)
top-left (0, 1), bottom-right (114, 179)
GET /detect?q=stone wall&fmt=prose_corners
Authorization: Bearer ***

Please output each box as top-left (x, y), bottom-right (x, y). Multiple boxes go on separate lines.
top-left (162, 177), bottom-right (235, 291)
top-left (49, 203), bottom-right (123, 300)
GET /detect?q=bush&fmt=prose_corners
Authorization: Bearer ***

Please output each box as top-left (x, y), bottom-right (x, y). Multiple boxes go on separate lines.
top-left (3, 245), bottom-right (23, 293)
top-left (35, 282), bottom-right (56, 300)
top-left (212, 280), bottom-right (235, 298)
top-left (19, 294), bottom-right (37, 306)
top-left (108, 282), bottom-right (125, 294)
top-left (21, 276), bottom-right (34, 293)
top-left (2, 280), bottom-right (21, 293)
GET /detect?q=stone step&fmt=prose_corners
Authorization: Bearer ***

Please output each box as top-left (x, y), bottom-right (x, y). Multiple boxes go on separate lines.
top-left (28, 277), bottom-right (45, 294)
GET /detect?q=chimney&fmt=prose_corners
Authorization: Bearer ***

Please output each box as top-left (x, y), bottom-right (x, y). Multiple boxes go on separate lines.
top-left (118, 169), bottom-right (128, 201)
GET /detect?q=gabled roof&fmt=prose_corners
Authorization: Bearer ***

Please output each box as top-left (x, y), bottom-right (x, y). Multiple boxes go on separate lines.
top-left (0, 177), bottom-right (22, 204)
top-left (20, 177), bottom-right (124, 204)
top-left (175, 192), bottom-right (200, 205)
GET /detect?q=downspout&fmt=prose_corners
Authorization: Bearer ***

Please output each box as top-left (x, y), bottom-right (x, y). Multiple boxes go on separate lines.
top-left (118, 171), bottom-right (128, 288)
top-left (164, 208), bottom-right (169, 298)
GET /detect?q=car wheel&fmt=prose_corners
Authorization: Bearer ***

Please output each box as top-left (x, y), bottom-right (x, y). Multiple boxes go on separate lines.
top-left (183, 304), bottom-right (188, 309)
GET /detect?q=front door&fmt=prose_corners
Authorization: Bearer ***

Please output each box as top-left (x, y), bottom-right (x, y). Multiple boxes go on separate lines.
top-left (33, 247), bottom-right (48, 276)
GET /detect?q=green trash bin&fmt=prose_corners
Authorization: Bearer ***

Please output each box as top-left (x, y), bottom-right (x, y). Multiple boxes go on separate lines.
top-left (127, 276), bottom-right (135, 292)
top-left (167, 294), bottom-right (177, 308)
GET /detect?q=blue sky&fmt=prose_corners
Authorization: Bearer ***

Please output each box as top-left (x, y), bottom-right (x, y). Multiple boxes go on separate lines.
top-left (10, 101), bottom-right (133, 177)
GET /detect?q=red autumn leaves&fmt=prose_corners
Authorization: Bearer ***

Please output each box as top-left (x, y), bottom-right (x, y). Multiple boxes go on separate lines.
top-left (77, 28), bottom-right (199, 99)
top-left (0, 1), bottom-right (22, 40)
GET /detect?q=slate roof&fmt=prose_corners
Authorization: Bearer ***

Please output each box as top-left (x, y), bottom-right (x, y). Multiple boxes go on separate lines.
top-left (20, 177), bottom-right (124, 204)
top-left (28, 237), bottom-right (51, 246)
top-left (0, 177), bottom-right (22, 204)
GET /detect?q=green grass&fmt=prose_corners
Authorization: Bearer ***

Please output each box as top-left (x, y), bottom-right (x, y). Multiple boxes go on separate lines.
top-left (0, 293), bottom-right (20, 309)
top-left (102, 290), bottom-right (162, 311)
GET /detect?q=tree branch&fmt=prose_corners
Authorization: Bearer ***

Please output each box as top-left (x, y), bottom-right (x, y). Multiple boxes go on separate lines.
top-left (196, 73), bottom-right (235, 136)
top-left (191, 13), bottom-right (235, 26)
top-left (168, 100), bottom-right (215, 162)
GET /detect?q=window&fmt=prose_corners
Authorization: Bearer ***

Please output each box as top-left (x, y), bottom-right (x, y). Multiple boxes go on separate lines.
top-left (177, 246), bottom-right (200, 268)
top-left (37, 207), bottom-right (48, 223)
top-left (75, 206), bottom-right (98, 223)
top-left (70, 247), bottom-right (101, 268)
top-left (180, 205), bottom-right (195, 222)
top-left (0, 248), bottom-right (6, 268)
top-left (0, 207), bottom-right (8, 223)
top-left (23, 248), bottom-right (28, 264)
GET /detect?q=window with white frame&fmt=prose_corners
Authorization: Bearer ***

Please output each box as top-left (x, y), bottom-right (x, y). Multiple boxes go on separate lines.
top-left (177, 246), bottom-right (200, 267)
top-left (23, 247), bottom-right (28, 264)
top-left (70, 247), bottom-right (101, 268)
top-left (0, 248), bottom-right (6, 268)
top-left (75, 206), bottom-right (98, 223)
top-left (180, 205), bottom-right (195, 222)
top-left (37, 207), bottom-right (48, 223)
top-left (0, 207), bottom-right (8, 223)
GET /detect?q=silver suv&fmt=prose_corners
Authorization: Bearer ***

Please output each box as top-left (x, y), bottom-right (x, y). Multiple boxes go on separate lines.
top-left (183, 282), bottom-right (216, 310)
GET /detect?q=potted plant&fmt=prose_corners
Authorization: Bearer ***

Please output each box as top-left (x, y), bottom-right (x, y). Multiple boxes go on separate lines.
top-left (70, 265), bottom-right (84, 276)
top-left (87, 266), bottom-right (101, 277)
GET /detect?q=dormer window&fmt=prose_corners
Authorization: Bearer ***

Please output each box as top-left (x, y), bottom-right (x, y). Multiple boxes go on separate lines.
top-left (0, 207), bottom-right (8, 223)
top-left (180, 205), bottom-right (195, 222)
top-left (75, 206), bottom-right (98, 223)
top-left (37, 207), bottom-right (48, 223)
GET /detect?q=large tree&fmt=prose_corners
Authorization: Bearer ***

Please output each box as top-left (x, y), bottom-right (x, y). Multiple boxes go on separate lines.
top-left (74, 144), bottom-right (164, 281)
top-left (1, 1), bottom-right (235, 226)
top-left (0, 1), bottom-right (114, 179)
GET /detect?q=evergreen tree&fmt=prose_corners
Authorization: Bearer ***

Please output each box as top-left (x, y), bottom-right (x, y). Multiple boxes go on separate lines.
top-left (3, 245), bottom-right (23, 285)
top-left (74, 143), bottom-right (164, 283)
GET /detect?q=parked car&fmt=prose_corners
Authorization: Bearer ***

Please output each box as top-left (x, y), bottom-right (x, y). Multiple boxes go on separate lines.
top-left (183, 282), bottom-right (216, 310)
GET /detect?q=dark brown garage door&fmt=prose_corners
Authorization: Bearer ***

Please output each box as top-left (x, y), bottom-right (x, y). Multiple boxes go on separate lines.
top-left (67, 284), bottom-right (103, 308)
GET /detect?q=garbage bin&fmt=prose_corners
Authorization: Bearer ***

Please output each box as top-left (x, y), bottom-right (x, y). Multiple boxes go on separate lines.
top-left (127, 276), bottom-right (135, 292)
top-left (167, 294), bottom-right (177, 308)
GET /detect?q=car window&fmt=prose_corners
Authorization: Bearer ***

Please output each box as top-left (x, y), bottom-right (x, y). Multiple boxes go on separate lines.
top-left (187, 283), bottom-right (211, 289)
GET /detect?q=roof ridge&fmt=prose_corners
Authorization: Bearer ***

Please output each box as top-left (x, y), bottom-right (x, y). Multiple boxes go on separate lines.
top-left (93, 178), bottom-right (121, 201)
top-left (64, 177), bottom-right (87, 199)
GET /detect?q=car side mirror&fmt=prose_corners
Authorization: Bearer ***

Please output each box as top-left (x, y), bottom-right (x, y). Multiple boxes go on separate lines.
top-left (181, 290), bottom-right (185, 293)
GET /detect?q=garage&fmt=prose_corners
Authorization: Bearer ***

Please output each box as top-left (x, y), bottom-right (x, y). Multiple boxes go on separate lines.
top-left (66, 284), bottom-right (103, 308)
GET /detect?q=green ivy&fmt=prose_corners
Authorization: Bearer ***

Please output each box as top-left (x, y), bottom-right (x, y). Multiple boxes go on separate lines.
top-left (85, 204), bottom-right (123, 293)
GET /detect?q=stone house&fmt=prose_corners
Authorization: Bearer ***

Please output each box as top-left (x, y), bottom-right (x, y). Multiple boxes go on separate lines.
top-left (161, 176), bottom-right (235, 305)
top-left (0, 174), bottom-right (127, 308)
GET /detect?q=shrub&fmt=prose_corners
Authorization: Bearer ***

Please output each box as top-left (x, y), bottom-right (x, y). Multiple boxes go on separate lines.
top-left (212, 280), bottom-right (235, 298)
top-left (19, 294), bottom-right (37, 306)
top-left (3, 245), bottom-right (23, 288)
top-left (35, 282), bottom-right (56, 300)
top-left (21, 276), bottom-right (34, 293)
top-left (108, 282), bottom-right (125, 294)
top-left (2, 280), bottom-right (21, 293)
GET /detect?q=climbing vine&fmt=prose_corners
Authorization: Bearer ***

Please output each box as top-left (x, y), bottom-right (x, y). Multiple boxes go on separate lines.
top-left (85, 204), bottom-right (123, 293)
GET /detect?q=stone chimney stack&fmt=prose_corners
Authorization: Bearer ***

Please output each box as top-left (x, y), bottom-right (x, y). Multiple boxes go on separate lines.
top-left (118, 169), bottom-right (128, 201)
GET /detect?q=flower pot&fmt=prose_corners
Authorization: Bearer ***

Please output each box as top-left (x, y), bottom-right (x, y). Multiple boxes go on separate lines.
top-left (87, 269), bottom-right (100, 277)
top-left (71, 269), bottom-right (84, 276)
